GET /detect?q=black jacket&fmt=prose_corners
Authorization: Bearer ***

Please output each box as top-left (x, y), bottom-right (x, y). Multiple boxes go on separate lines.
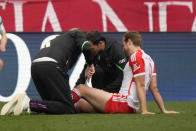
top-left (76, 37), bottom-right (127, 93)
top-left (95, 37), bottom-right (127, 76)
top-left (34, 30), bottom-right (94, 70)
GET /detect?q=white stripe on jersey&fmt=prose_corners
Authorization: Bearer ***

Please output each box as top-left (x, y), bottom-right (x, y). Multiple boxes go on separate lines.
top-left (134, 72), bottom-right (146, 78)
top-left (153, 73), bottom-right (157, 76)
top-left (112, 96), bottom-right (127, 102)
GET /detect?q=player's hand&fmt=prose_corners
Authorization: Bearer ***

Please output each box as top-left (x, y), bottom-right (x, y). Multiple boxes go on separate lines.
top-left (141, 111), bottom-right (155, 115)
top-left (85, 64), bottom-right (95, 81)
top-left (162, 110), bottom-right (180, 114)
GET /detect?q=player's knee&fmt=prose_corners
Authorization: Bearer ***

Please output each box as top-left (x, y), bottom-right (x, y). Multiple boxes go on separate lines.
top-left (76, 84), bottom-right (88, 95)
top-left (76, 84), bottom-right (86, 89)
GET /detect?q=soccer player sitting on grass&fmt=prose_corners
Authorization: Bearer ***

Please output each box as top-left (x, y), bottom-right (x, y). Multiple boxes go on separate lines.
top-left (72, 31), bottom-right (179, 114)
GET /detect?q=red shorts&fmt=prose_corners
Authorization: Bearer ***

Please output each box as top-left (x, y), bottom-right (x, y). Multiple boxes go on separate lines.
top-left (105, 93), bottom-right (136, 114)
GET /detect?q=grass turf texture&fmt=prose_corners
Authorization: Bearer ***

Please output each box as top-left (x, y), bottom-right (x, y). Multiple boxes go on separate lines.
top-left (0, 101), bottom-right (195, 131)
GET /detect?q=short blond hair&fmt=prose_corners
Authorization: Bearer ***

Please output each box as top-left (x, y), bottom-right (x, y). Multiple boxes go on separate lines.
top-left (123, 31), bottom-right (142, 47)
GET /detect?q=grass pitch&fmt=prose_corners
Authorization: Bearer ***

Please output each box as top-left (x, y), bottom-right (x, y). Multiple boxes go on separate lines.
top-left (0, 101), bottom-right (195, 131)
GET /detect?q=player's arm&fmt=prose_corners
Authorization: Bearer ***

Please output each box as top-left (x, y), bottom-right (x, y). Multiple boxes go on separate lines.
top-left (135, 75), bottom-right (155, 114)
top-left (80, 40), bottom-right (95, 80)
top-left (130, 56), bottom-right (155, 114)
top-left (72, 30), bottom-right (95, 80)
top-left (81, 41), bottom-right (94, 65)
top-left (149, 76), bottom-right (179, 114)
top-left (0, 24), bottom-right (7, 52)
top-left (71, 29), bottom-right (94, 65)
top-left (149, 76), bottom-right (166, 112)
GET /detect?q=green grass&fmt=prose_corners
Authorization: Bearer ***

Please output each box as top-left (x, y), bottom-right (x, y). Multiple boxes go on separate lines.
top-left (0, 101), bottom-right (196, 131)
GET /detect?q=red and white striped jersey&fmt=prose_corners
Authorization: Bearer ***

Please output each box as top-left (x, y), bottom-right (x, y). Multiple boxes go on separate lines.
top-left (119, 49), bottom-right (156, 111)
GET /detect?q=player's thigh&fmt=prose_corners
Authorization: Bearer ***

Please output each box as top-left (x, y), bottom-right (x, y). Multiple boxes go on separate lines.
top-left (76, 99), bottom-right (98, 113)
top-left (77, 85), bottom-right (113, 112)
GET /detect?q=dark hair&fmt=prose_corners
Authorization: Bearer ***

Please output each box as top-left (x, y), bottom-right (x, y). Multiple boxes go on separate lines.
top-left (123, 31), bottom-right (142, 47)
top-left (86, 30), bottom-right (106, 45)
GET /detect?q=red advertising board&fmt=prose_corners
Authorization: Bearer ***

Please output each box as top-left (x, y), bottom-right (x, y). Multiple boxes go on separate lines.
top-left (0, 0), bottom-right (195, 32)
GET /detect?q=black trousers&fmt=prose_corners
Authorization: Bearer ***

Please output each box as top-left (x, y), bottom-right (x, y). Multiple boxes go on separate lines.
top-left (76, 65), bottom-right (122, 93)
top-left (30, 62), bottom-right (75, 114)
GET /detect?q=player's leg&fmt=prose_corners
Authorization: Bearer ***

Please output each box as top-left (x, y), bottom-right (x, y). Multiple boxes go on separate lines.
top-left (29, 62), bottom-right (75, 114)
top-left (75, 98), bottom-right (98, 113)
top-left (76, 84), bottom-right (113, 112)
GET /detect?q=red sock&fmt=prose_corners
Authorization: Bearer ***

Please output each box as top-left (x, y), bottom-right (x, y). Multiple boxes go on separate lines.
top-left (72, 88), bottom-right (81, 103)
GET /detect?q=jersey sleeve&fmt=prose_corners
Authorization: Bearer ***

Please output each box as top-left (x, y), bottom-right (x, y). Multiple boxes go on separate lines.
top-left (129, 57), bottom-right (145, 77)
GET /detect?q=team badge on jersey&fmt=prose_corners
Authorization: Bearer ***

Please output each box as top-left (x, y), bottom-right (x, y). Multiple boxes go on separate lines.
top-left (133, 63), bottom-right (141, 72)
